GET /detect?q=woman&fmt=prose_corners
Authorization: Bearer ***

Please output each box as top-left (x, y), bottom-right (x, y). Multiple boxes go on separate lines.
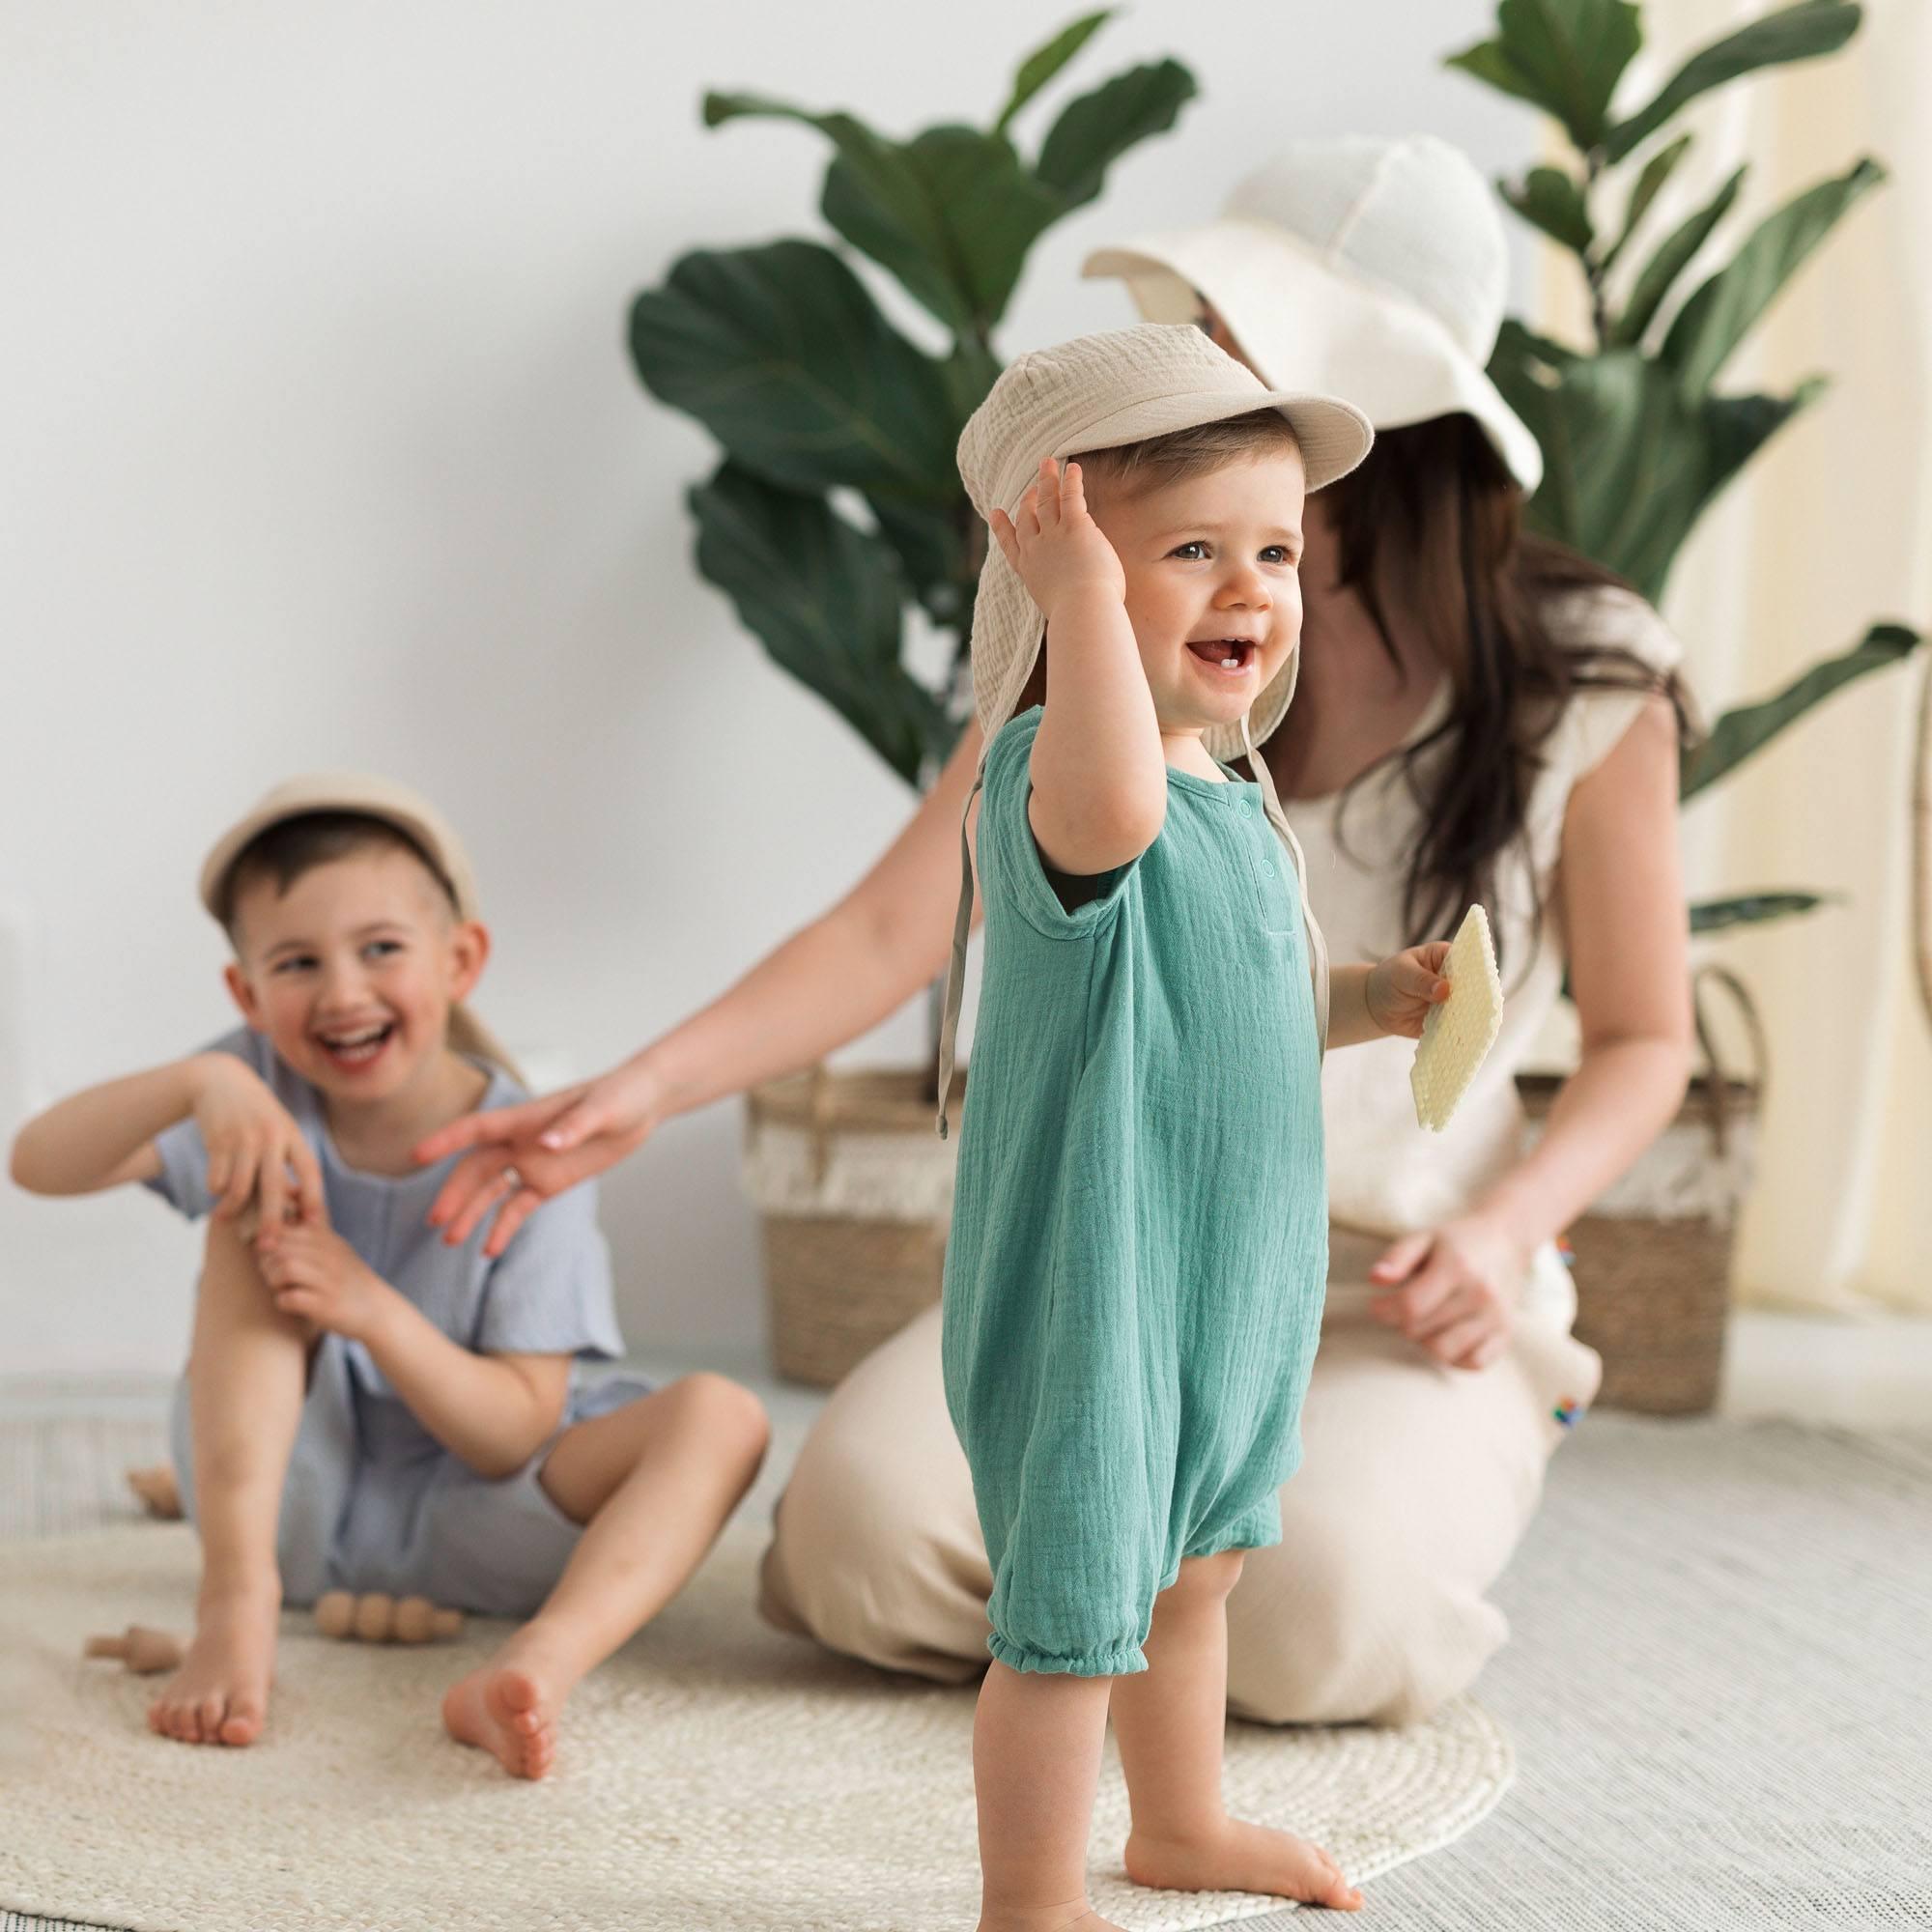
top-left (420, 135), bottom-right (1694, 1725)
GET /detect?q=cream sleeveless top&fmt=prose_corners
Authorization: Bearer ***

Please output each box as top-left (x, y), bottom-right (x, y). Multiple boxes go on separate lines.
top-left (1279, 586), bottom-right (1685, 1330)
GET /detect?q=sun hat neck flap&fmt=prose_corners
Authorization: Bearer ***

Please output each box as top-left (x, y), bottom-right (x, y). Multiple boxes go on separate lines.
top-left (199, 771), bottom-right (522, 1083)
top-left (934, 324), bottom-right (1360, 1136)
top-left (1082, 135), bottom-right (1543, 493)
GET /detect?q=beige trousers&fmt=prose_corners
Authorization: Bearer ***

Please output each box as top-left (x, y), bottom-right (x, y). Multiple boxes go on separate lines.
top-left (756, 1229), bottom-right (1602, 1726)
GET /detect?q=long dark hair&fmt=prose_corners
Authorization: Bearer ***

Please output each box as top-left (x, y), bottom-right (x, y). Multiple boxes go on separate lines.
top-left (1288, 413), bottom-right (1698, 974)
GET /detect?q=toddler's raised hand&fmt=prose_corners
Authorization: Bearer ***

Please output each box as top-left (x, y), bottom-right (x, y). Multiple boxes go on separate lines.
top-left (1365, 941), bottom-right (1454, 1039)
top-left (186, 1053), bottom-right (324, 1230)
top-left (987, 456), bottom-right (1125, 619)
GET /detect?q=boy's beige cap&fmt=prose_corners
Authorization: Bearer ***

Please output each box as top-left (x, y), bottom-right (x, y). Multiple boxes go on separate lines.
top-left (958, 323), bottom-right (1372, 765)
top-left (199, 771), bottom-right (480, 923)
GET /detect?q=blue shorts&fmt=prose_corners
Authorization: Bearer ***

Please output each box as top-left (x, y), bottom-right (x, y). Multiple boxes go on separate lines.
top-left (169, 1340), bottom-right (652, 1619)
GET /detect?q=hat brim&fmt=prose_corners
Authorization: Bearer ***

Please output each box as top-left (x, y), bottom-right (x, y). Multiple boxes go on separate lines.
top-left (1084, 218), bottom-right (1544, 494)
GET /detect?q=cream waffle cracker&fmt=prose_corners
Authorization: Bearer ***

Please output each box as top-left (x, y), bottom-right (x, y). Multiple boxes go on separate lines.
top-left (1410, 904), bottom-right (1504, 1132)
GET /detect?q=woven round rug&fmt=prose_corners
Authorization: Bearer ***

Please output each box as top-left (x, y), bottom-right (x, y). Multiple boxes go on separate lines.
top-left (0, 1520), bottom-right (1511, 1931)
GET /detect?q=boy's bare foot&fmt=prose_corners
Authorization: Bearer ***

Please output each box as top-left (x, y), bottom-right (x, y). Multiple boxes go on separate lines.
top-left (127, 1463), bottom-right (183, 1520)
top-left (1124, 1819), bottom-right (1363, 1911)
top-left (441, 1635), bottom-right (570, 1780)
top-left (147, 1583), bottom-right (279, 1747)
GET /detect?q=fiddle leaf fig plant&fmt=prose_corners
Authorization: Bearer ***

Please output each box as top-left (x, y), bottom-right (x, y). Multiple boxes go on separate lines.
top-left (629, 10), bottom-right (1197, 788)
top-left (1449, 0), bottom-right (1922, 939)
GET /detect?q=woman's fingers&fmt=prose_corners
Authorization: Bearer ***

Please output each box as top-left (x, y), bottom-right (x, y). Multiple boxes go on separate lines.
top-left (480, 1187), bottom-right (544, 1260)
top-left (290, 1138), bottom-right (326, 1224)
top-left (434, 1154), bottom-right (523, 1245)
top-left (1432, 1311), bottom-right (1501, 1367)
top-left (534, 1093), bottom-right (616, 1154)
top-left (1369, 1232), bottom-right (1431, 1285)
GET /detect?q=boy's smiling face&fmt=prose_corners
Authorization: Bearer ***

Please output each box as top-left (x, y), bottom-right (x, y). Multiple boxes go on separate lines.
top-left (223, 845), bottom-right (487, 1105)
top-left (1083, 446), bottom-right (1307, 743)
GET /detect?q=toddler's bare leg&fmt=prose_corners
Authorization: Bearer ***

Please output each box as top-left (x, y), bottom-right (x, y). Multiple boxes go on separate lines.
top-left (1110, 1552), bottom-right (1361, 1911)
top-left (150, 1218), bottom-right (310, 1747)
top-left (441, 1373), bottom-right (768, 1779)
top-left (973, 1662), bottom-right (1120, 1932)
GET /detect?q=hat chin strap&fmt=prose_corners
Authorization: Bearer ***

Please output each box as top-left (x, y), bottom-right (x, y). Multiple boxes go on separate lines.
top-left (1241, 711), bottom-right (1331, 1061)
top-left (933, 764), bottom-right (983, 1141)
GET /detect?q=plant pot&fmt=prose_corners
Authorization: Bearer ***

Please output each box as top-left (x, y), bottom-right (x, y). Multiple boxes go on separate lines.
top-left (1517, 966), bottom-right (1767, 1416)
top-left (742, 1065), bottom-right (964, 1387)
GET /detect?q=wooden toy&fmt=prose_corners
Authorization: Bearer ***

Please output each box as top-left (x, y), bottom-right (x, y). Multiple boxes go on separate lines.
top-left (84, 1626), bottom-right (184, 1674)
top-left (313, 1590), bottom-right (464, 1643)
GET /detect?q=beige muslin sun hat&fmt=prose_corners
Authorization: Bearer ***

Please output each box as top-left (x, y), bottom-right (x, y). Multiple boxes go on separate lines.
top-left (1083, 135), bottom-right (1543, 493)
top-left (200, 771), bottom-right (519, 1079)
top-left (933, 323), bottom-right (1374, 1136)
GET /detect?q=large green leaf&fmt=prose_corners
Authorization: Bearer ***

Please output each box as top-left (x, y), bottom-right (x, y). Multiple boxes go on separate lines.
top-left (1690, 892), bottom-right (1833, 932)
top-left (1680, 622), bottom-right (1922, 800)
top-left (1034, 58), bottom-right (1196, 210)
top-left (1610, 164), bottom-right (1745, 348)
top-left (1492, 339), bottom-right (1826, 600)
top-left (1501, 164), bottom-right (1596, 255)
top-left (995, 9), bottom-right (1112, 133)
top-left (1605, 1), bottom-right (1862, 163)
top-left (703, 95), bottom-right (1065, 334)
top-left (630, 242), bottom-right (957, 500)
top-left (1662, 157), bottom-right (1886, 394)
top-left (1599, 131), bottom-right (1692, 274)
top-left (690, 460), bottom-right (952, 787)
top-left (1445, 0), bottom-right (1642, 151)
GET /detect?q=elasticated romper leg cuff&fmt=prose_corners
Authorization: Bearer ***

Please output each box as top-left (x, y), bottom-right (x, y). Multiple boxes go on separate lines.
top-left (986, 1632), bottom-right (1148, 1677)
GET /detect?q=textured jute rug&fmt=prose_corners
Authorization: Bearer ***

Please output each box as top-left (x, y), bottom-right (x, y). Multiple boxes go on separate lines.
top-left (0, 1515), bottom-right (1509, 1932)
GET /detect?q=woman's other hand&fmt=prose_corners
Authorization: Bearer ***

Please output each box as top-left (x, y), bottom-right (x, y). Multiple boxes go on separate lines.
top-left (412, 1057), bottom-right (667, 1258)
top-left (1365, 1211), bottom-right (1528, 1371)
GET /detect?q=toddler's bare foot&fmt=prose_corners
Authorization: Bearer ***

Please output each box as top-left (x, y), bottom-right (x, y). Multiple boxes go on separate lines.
top-left (976, 1909), bottom-right (1124, 1932)
top-left (127, 1463), bottom-right (183, 1520)
top-left (441, 1635), bottom-right (570, 1780)
top-left (1125, 1818), bottom-right (1362, 1911)
top-left (147, 1583), bottom-right (279, 1747)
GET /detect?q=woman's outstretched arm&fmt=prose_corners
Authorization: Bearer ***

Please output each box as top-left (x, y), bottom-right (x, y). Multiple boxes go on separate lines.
top-left (416, 715), bottom-right (986, 1254)
top-left (1369, 693), bottom-right (1695, 1368)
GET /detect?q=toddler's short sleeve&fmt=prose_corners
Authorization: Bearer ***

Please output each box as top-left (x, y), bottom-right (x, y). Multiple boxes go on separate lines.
top-left (980, 709), bottom-right (1138, 940)
top-left (470, 1179), bottom-right (625, 1362)
top-left (144, 1027), bottom-right (280, 1221)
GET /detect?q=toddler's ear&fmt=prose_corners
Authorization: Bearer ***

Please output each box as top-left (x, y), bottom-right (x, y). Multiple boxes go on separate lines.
top-left (221, 961), bottom-right (265, 1029)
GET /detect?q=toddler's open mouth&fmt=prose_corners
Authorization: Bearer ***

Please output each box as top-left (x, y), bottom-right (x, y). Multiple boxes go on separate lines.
top-left (1186, 639), bottom-right (1257, 676)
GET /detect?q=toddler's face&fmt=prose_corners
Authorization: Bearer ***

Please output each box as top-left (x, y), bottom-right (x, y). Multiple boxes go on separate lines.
top-left (223, 848), bottom-right (486, 1105)
top-left (1085, 447), bottom-right (1307, 740)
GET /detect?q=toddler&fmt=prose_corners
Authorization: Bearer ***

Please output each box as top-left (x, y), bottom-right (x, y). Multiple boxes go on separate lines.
top-left (933, 327), bottom-right (1458, 1926)
top-left (10, 773), bottom-right (769, 1776)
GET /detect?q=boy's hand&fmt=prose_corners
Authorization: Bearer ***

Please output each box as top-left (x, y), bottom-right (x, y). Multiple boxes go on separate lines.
top-left (1365, 942), bottom-right (1454, 1039)
top-left (988, 456), bottom-right (1125, 620)
top-left (253, 1221), bottom-right (392, 1344)
top-left (187, 1054), bottom-right (324, 1229)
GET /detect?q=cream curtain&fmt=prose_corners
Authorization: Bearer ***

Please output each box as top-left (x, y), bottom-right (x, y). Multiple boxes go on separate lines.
top-left (1537, 0), bottom-right (1932, 1312)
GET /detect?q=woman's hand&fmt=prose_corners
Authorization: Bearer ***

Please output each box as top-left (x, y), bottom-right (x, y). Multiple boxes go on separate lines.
top-left (1364, 942), bottom-right (1452, 1038)
top-left (188, 1054), bottom-right (323, 1229)
top-left (1366, 1212), bottom-right (1528, 1370)
top-left (988, 456), bottom-right (1125, 618)
top-left (254, 1218), bottom-right (394, 1344)
top-left (412, 1056), bottom-right (668, 1258)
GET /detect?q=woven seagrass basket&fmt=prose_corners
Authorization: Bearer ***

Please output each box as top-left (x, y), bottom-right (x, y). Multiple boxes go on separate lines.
top-left (1517, 965), bottom-right (1767, 1416)
top-left (743, 1065), bottom-right (963, 1387)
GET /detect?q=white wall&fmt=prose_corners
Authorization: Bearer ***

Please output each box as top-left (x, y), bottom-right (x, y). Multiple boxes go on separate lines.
top-left (1, 1), bottom-right (1540, 1373)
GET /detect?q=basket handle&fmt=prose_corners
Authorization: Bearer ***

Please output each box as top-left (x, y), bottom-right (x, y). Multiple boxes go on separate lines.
top-left (1690, 964), bottom-right (1769, 1155)
top-left (806, 1061), bottom-right (836, 1188)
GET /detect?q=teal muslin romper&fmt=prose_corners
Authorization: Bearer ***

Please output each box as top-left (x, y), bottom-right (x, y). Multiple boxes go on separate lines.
top-left (942, 705), bottom-right (1329, 1677)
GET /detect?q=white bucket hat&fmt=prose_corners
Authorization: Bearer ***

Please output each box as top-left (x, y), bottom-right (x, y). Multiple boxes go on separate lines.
top-left (1083, 135), bottom-right (1543, 493)
top-left (934, 323), bottom-right (1373, 1136)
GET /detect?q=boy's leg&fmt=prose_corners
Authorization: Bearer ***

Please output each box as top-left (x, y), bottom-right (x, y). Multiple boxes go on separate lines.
top-left (151, 1217), bottom-right (310, 1747)
top-left (1109, 1553), bottom-right (1361, 1911)
top-left (973, 1662), bottom-right (1118, 1932)
top-left (441, 1373), bottom-right (768, 1778)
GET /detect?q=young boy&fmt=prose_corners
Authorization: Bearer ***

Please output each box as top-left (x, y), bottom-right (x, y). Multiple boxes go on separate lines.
top-left (10, 773), bottom-right (768, 1777)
